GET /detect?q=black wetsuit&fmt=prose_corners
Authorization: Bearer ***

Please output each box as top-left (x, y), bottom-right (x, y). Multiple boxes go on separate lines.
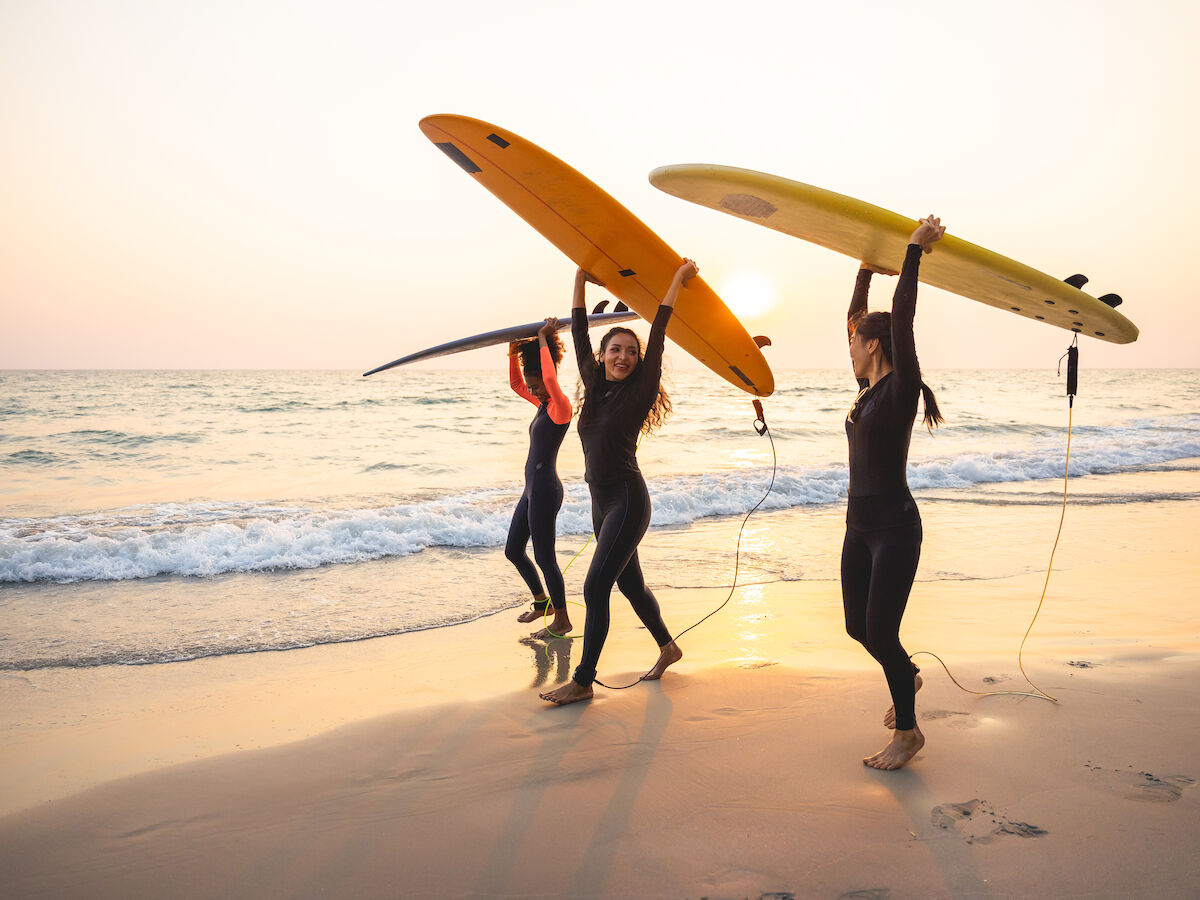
top-left (842, 243), bottom-right (926, 732)
top-left (505, 349), bottom-right (571, 610)
top-left (570, 305), bottom-right (674, 687)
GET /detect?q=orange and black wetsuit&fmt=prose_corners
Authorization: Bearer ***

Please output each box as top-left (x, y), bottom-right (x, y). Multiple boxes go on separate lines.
top-left (570, 305), bottom-right (674, 687)
top-left (505, 347), bottom-right (572, 610)
top-left (842, 244), bottom-right (926, 732)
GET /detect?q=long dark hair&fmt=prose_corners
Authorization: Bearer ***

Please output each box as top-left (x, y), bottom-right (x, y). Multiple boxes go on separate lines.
top-left (514, 332), bottom-right (564, 379)
top-left (851, 311), bottom-right (943, 431)
top-left (575, 326), bottom-right (672, 434)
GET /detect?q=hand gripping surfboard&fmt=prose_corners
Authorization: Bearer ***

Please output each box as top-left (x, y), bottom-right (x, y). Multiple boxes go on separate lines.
top-left (363, 307), bottom-right (638, 376)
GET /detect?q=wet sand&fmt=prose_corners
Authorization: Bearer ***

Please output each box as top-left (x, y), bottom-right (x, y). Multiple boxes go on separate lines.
top-left (1, 467), bottom-right (1198, 898)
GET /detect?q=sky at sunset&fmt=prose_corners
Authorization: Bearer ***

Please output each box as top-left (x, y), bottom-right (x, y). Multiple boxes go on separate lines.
top-left (2, 0), bottom-right (1197, 372)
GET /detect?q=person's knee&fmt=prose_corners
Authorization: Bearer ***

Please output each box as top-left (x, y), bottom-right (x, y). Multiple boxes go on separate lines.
top-left (533, 545), bottom-right (558, 571)
top-left (864, 629), bottom-right (903, 663)
top-left (844, 618), bottom-right (867, 646)
top-left (582, 575), bottom-right (608, 607)
top-left (615, 572), bottom-right (648, 600)
top-left (504, 542), bottom-right (525, 565)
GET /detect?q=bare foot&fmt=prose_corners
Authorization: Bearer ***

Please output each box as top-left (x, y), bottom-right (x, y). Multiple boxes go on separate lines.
top-left (644, 641), bottom-right (682, 681)
top-left (884, 672), bottom-right (923, 728)
top-left (539, 680), bottom-right (593, 706)
top-left (863, 726), bottom-right (925, 770)
top-left (530, 611), bottom-right (572, 639)
top-left (517, 599), bottom-right (548, 624)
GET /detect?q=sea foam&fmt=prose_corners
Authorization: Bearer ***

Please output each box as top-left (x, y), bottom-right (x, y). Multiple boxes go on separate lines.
top-left (3, 419), bottom-right (1197, 584)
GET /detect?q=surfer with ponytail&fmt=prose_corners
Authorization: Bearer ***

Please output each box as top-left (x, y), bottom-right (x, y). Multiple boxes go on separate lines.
top-left (842, 215), bottom-right (945, 769)
top-left (538, 262), bottom-right (690, 705)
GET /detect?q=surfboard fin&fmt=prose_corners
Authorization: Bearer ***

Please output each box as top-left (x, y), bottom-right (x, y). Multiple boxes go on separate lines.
top-left (614, 301), bottom-right (629, 312)
top-left (753, 335), bottom-right (772, 349)
top-left (1098, 293), bottom-right (1123, 309)
top-left (591, 300), bottom-right (609, 314)
top-left (1063, 274), bottom-right (1089, 289)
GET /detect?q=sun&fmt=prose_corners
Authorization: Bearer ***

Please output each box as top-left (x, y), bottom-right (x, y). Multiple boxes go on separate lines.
top-left (718, 269), bottom-right (776, 319)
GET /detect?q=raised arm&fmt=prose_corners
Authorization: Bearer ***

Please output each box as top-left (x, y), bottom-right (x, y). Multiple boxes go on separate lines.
top-left (890, 215), bottom-right (945, 391)
top-left (631, 259), bottom-right (693, 415)
top-left (571, 268), bottom-right (604, 380)
top-left (848, 267), bottom-right (872, 333)
top-left (572, 267), bottom-right (595, 310)
top-left (508, 345), bottom-right (538, 406)
top-left (849, 261), bottom-right (903, 332)
top-left (660, 258), bottom-right (697, 310)
top-left (644, 259), bottom-right (694, 370)
top-left (537, 318), bottom-right (572, 425)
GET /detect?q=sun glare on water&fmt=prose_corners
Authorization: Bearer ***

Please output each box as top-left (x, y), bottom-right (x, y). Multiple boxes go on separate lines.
top-left (718, 270), bottom-right (776, 319)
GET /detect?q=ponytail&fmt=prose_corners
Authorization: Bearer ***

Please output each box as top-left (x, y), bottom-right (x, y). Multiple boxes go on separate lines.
top-left (920, 382), bottom-right (943, 432)
top-left (855, 310), bottom-right (943, 431)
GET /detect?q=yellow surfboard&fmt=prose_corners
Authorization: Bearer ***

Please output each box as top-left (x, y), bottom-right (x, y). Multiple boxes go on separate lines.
top-left (419, 116), bottom-right (774, 396)
top-left (649, 164), bottom-right (1138, 344)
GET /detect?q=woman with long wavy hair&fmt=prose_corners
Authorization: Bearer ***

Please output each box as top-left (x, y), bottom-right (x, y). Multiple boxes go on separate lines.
top-left (538, 262), bottom-right (691, 705)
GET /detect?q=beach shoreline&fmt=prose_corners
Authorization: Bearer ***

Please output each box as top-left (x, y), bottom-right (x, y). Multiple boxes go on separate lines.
top-left (2, 471), bottom-right (1198, 897)
top-left (2, 658), bottom-right (1198, 899)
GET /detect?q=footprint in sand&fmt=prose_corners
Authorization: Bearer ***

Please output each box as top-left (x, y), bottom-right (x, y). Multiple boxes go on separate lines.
top-left (733, 886), bottom-right (890, 898)
top-left (704, 884), bottom-right (801, 899)
top-left (1084, 764), bottom-right (1197, 802)
top-left (920, 710), bottom-right (977, 729)
top-left (930, 798), bottom-right (1047, 844)
top-left (1067, 660), bottom-right (1100, 669)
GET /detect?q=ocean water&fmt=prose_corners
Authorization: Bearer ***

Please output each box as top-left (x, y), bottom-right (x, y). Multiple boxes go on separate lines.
top-left (1, 367), bottom-right (1198, 671)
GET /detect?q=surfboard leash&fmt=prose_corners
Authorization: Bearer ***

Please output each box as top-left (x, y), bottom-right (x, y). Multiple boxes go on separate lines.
top-left (913, 336), bottom-right (1080, 704)
top-left (594, 400), bottom-right (776, 690)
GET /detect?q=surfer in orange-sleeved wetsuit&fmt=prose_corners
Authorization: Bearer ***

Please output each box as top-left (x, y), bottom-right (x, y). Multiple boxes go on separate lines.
top-left (506, 319), bottom-right (573, 639)
top-left (844, 215), bottom-right (946, 770)
top-left (537, 263), bottom-right (691, 705)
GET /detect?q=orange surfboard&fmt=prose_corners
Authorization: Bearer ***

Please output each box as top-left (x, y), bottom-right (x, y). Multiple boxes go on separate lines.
top-left (419, 115), bottom-right (774, 397)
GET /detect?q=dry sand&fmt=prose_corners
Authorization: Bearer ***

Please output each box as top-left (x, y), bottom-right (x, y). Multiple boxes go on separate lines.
top-left (2, 469), bottom-right (1198, 898)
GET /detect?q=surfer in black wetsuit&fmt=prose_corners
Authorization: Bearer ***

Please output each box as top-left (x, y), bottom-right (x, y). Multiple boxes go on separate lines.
top-left (506, 319), bottom-right (573, 639)
top-left (844, 215), bottom-right (945, 769)
top-left (538, 264), bottom-right (691, 705)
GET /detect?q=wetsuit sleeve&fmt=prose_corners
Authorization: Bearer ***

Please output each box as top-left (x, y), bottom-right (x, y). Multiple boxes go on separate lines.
top-left (890, 243), bottom-right (925, 393)
top-left (848, 267), bottom-right (871, 330)
top-left (540, 346), bottom-right (573, 425)
top-left (509, 354), bottom-right (538, 407)
top-left (848, 268), bottom-right (872, 390)
top-left (572, 307), bottom-right (597, 384)
top-left (633, 304), bottom-right (673, 416)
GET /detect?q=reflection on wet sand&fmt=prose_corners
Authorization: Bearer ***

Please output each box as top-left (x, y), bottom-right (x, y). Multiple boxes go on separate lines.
top-left (521, 635), bottom-right (575, 688)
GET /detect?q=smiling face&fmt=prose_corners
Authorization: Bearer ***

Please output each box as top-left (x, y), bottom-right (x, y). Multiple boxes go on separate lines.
top-left (524, 373), bottom-right (549, 404)
top-left (601, 329), bottom-right (641, 381)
